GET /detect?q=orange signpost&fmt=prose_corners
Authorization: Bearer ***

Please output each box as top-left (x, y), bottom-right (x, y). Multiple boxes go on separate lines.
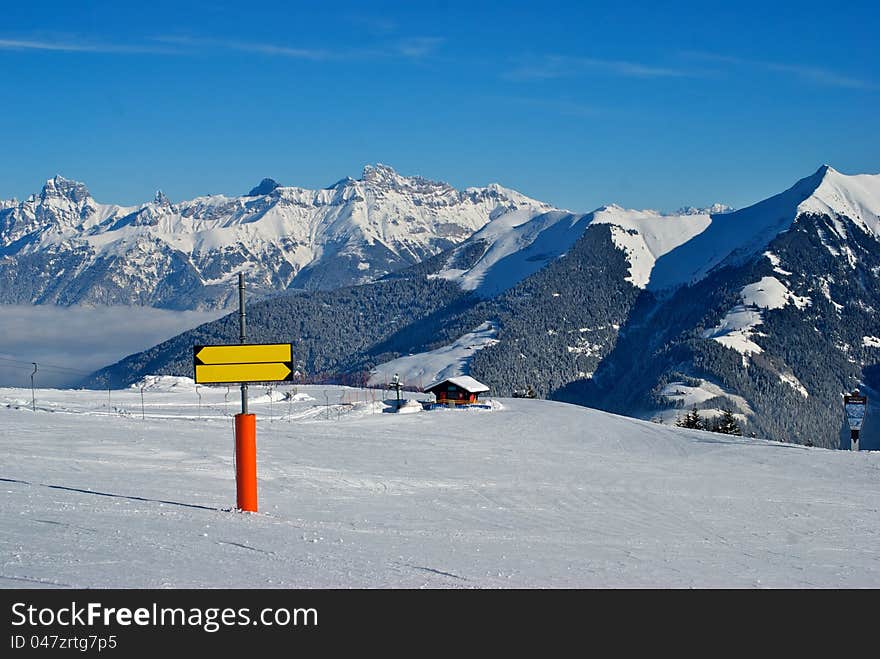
top-left (234, 413), bottom-right (258, 511)
top-left (193, 273), bottom-right (294, 513)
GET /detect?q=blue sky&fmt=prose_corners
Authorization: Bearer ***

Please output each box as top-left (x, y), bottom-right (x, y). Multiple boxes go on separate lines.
top-left (1, 0), bottom-right (877, 212)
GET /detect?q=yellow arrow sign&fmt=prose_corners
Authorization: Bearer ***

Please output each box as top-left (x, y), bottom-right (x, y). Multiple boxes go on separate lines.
top-left (195, 362), bottom-right (293, 384)
top-left (194, 343), bottom-right (292, 365)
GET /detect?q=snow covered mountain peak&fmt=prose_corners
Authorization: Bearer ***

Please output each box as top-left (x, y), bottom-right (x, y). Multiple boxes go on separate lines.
top-left (358, 163), bottom-right (457, 196)
top-left (798, 164), bottom-right (880, 236)
top-left (246, 178), bottom-right (281, 197)
top-left (643, 164), bottom-right (880, 291)
top-left (596, 203), bottom-right (628, 214)
top-left (361, 163), bottom-right (415, 188)
top-left (362, 162), bottom-right (399, 182)
top-left (40, 175), bottom-right (91, 204)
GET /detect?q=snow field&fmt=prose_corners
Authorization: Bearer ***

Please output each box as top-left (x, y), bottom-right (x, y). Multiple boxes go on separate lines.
top-left (2, 383), bottom-right (879, 588)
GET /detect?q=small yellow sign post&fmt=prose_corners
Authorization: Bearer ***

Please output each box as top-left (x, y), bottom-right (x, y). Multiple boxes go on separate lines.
top-left (193, 344), bottom-right (294, 384)
top-left (193, 274), bottom-right (294, 512)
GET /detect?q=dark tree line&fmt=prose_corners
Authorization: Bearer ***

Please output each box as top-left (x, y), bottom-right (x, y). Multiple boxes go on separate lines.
top-left (676, 406), bottom-right (743, 436)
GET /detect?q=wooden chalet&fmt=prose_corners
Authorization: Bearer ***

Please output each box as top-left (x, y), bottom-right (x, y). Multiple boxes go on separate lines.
top-left (424, 376), bottom-right (490, 406)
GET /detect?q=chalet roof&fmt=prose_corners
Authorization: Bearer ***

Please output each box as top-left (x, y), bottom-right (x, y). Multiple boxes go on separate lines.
top-left (424, 375), bottom-right (490, 394)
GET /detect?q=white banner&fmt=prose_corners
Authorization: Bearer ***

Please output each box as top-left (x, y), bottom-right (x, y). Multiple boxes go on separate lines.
top-left (845, 398), bottom-right (867, 431)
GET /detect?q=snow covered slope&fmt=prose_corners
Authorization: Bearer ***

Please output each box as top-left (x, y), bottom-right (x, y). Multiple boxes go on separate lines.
top-left (0, 166), bottom-right (554, 309)
top-left (435, 211), bottom-right (588, 297)
top-left (368, 321), bottom-right (499, 388)
top-left (702, 276), bottom-right (812, 357)
top-left (589, 205), bottom-right (712, 288)
top-left (1, 383), bottom-right (878, 588)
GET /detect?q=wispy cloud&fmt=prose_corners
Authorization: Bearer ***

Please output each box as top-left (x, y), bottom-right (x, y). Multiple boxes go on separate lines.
top-left (394, 37), bottom-right (444, 58)
top-left (683, 51), bottom-right (877, 90)
top-left (0, 37), bottom-right (175, 54)
top-left (504, 54), bottom-right (691, 81)
top-left (156, 34), bottom-right (445, 61)
top-left (764, 62), bottom-right (876, 90)
top-left (153, 35), bottom-right (334, 61)
top-left (1, 32), bottom-right (445, 63)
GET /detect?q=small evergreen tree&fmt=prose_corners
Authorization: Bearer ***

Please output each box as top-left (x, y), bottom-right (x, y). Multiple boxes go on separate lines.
top-left (676, 406), bottom-right (703, 430)
top-left (712, 408), bottom-right (742, 436)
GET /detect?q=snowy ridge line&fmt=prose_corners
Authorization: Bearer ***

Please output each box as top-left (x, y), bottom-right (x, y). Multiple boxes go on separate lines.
top-left (3, 164), bottom-right (878, 309)
top-left (647, 165), bottom-right (880, 291)
top-left (436, 165), bottom-right (880, 297)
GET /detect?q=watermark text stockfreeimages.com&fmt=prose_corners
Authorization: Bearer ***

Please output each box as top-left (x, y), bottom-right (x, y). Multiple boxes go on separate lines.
top-left (11, 601), bottom-right (317, 633)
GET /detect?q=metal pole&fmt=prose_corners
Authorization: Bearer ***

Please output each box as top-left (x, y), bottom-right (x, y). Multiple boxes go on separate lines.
top-left (239, 272), bottom-right (248, 415)
top-left (30, 363), bottom-right (37, 412)
top-left (140, 385), bottom-right (145, 420)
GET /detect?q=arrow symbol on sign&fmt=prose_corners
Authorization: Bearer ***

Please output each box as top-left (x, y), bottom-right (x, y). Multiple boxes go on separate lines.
top-left (194, 344), bottom-right (292, 365)
top-left (195, 362), bottom-right (293, 384)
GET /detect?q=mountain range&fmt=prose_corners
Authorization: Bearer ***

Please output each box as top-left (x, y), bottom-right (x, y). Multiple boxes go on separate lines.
top-left (0, 164), bottom-right (552, 309)
top-left (30, 163), bottom-right (880, 448)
